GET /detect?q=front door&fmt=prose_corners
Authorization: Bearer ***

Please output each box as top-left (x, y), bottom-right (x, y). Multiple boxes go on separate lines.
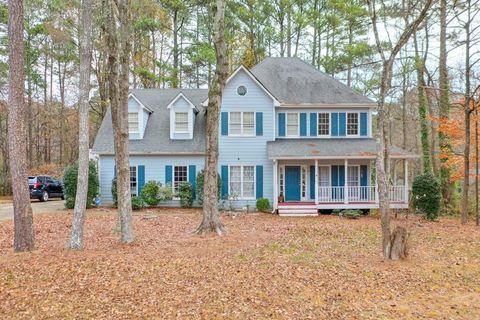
top-left (285, 166), bottom-right (301, 201)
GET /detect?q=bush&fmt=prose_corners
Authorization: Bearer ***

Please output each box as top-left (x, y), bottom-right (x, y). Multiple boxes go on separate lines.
top-left (141, 181), bottom-right (162, 207)
top-left (332, 209), bottom-right (362, 219)
top-left (158, 184), bottom-right (174, 202)
top-left (63, 160), bottom-right (99, 209)
top-left (111, 176), bottom-right (117, 206)
top-left (131, 196), bottom-right (144, 210)
top-left (196, 170), bottom-right (222, 205)
top-left (256, 198), bottom-right (270, 212)
top-left (178, 182), bottom-right (193, 208)
top-left (412, 173), bottom-right (441, 220)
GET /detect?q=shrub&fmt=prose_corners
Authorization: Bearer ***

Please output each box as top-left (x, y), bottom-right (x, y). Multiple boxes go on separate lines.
top-left (141, 181), bottom-right (162, 207)
top-left (256, 198), bottom-right (270, 212)
top-left (158, 184), bottom-right (174, 202)
top-left (178, 182), bottom-right (193, 208)
top-left (332, 209), bottom-right (362, 219)
top-left (412, 173), bottom-right (441, 220)
top-left (63, 160), bottom-right (99, 209)
top-left (196, 170), bottom-right (222, 205)
top-left (131, 196), bottom-right (144, 210)
top-left (111, 176), bottom-right (117, 206)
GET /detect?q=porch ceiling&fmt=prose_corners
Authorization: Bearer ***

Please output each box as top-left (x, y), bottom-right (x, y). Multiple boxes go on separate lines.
top-left (267, 138), bottom-right (418, 159)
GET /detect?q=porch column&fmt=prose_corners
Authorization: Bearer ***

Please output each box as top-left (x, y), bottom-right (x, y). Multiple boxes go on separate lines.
top-left (404, 159), bottom-right (409, 204)
top-left (374, 160), bottom-right (379, 204)
top-left (314, 159), bottom-right (319, 205)
top-left (344, 159), bottom-right (349, 204)
top-left (273, 160), bottom-right (278, 210)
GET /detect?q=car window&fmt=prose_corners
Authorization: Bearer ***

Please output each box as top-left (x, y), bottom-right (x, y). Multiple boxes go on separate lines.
top-left (46, 177), bottom-right (55, 184)
top-left (28, 177), bottom-right (37, 183)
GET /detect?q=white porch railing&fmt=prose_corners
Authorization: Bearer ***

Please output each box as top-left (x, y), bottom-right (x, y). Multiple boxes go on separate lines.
top-left (317, 186), bottom-right (407, 204)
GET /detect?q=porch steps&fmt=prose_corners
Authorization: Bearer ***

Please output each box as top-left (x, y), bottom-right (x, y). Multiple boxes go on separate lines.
top-left (278, 202), bottom-right (318, 217)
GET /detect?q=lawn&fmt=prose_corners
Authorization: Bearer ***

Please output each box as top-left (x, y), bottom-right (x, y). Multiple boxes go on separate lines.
top-left (1, 208), bottom-right (479, 319)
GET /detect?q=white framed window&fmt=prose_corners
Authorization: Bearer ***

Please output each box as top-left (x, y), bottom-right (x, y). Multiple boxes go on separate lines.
top-left (318, 166), bottom-right (330, 187)
top-left (279, 166), bottom-right (285, 196)
top-left (173, 166), bottom-right (188, 193)
top-left (301, 166), bottom-right (306, 198)
top-left (347, 113), bottom-right (359, 136)
top-left (318, 113), bottom-right (330, 136)
top-left (229, 165), bottom-right (255, 199)
top-left (286, 113), bottom-right (299, 136)
top-left (128, 112), bottom-right (139, 132)
top-left (174, 112), bottom-right (189, 133)
top-left (130, 166), bottom-right (137, 196)
top-left (348, 166), bottom-right (360, 186)
top-left (229, 112), bottom-right (255, 136)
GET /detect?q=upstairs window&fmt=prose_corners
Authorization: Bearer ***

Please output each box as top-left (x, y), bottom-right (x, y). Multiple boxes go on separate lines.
top-left (128, 113), bottom-right (139, 132)
top-left (286, 113), bottom-right (299, 136)
top-left (229, 112), bottom-right (255, 136)
top-left (347, 113), bottom-right (359, 136)
top-left (318, 113), bottom-right (330, 136)
top-left (174, 112), bottom-right (189, 133)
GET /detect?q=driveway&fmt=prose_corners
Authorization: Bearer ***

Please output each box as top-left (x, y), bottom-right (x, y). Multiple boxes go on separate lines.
top-left (0, 199), bottom-right (66, 221)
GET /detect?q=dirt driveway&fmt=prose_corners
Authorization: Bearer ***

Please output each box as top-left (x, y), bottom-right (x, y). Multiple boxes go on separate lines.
top-left (0, 199), bottom-right (66, 221)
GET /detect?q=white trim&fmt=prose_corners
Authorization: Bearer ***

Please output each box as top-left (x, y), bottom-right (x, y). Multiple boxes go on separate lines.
top-left (202, 65), bottom-right (281, 107)
top-left (167, 92), bottom-right (198, 112)
top-left (278, 103), bottom-right (377, 108)
top-left (129, 165), bottom-right (138, 197)
top-left (346, 112), bottom-right (360, 137)
top-left (286, 112), bottom-right (300, 137)
top-left (172, 165), bottom-right (189, 195)
top-left (227, 164), bottom-right (256, 200)
top-left (317, 112), bottom-right (331, 137)
top-left (129, 93), bottom-right (153, 113)
top-left (173, 111), bottom-right (189, 133)
top-left (228, 111), bottom-right (256, 137)
top-left (269, 155), bottom-right (419, 160)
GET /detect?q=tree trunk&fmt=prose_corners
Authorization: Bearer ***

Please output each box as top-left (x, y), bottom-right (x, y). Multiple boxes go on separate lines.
top-left (106, 0), bottom-right (134, 243)
top-left (8, 0), bottom-right (34, 252)
top-left (195, 0), bottom-right (228, 235)
top-left (172, 10), bottom-right (179, 88)
top-left (70, 0), bottom-right (93, 250)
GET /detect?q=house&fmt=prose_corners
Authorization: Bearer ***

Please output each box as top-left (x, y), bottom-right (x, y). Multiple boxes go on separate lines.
top-left (92, 57), bottom-right (416, 215)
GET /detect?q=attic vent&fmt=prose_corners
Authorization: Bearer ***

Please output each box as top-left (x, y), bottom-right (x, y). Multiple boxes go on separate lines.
top-left (237, 86), bottom-right (247, 96)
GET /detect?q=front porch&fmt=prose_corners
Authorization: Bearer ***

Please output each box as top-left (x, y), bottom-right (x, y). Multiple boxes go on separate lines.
top-left (273, 158), bottom-right (410, 214)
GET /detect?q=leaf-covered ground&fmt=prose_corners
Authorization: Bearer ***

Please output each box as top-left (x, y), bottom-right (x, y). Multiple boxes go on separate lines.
top-left (1, 208), bottom-right (479, 319)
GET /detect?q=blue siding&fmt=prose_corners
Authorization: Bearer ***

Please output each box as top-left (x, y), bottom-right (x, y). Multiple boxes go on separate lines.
top-left (360, 112), bottom-right (368, 136)
top-left (221, 112), bottom-right (228, 135)
top-left (300, 113), bottom-right (307, 136)
top-left (309, 113), bottom-right (317, 136)
top-left (256, 165), bottom-right (263, 199)
top-left (331, 113), bottom-right (339, 136)
top-left (219, 69), bottom-right (275, 207)
top-left (138, 165), bottom-right (145, 195)
top-left (98, 155), bottom-right (205, 204)
top-left (339, 113), bottom-right (346, 136)
top-left (256, 112), bottom-right (263, 136)
top-left (221, 165), bottom-right (228, 199)
top-left (278, 113), bottom-right (286, 137)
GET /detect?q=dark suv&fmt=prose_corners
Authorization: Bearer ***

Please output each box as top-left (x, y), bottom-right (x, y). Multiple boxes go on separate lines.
top-left (28, 176), bottom-right (64, 202)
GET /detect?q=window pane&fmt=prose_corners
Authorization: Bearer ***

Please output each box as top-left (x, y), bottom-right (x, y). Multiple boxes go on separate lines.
top-left (347, 113), bottom-right (358, 135)
top-left (243, 166), bottom-right (255, 198)
top-left (348, 166), bottom-right (359, 186)
top-left (243, 112), bottom-right (255, 135)
top-left (175, 112), bottom-right (188, 132)
top-left (286, 113), bottom-right (298, 136)
top-left (130, 166), bottom-right (137, 196)
top-left (128, 113), bottom-right (139, 132)
top-left (230, 112), bottom-right (241, 135)
top-left (174, 166), bottom-right (188, 192)
top-left (229, 166), bottom-right (241, 196)
top-left (318, 113), bottom-right (329, 135)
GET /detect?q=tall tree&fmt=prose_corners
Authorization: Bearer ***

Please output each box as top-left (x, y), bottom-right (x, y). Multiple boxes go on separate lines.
top-left (8, 0), bottom-right (35, 252)
top-left (106, 0), bottom-right (134, 243)
top-left (69, 0), bottom-right (93, 250)
top-left (195, 0), bottom-right (228, 235)
top-left (368, 0), bottom-right (433, 260)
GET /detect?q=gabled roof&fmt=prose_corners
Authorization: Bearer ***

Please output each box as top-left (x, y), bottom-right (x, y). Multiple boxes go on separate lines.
top-left (251, 57), bottom-right (375, 105)
top-left (267, 139), bottom-right (418, 159)
top-left (166, 92), bottom-right (198, 112)
top-left (92, 89), bottom-right (208, 155)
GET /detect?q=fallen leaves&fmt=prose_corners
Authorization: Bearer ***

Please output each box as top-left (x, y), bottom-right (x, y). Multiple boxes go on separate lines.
top-left (0, 209), bottom-right (479, 319)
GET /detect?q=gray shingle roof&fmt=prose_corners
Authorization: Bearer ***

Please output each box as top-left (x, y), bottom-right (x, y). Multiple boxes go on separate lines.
top-left (92, 89), bottom-right (208, 154)
top-left (251, 57), bottom-right (375, 105)
top-left (267, 139), bottom-right (417, 159)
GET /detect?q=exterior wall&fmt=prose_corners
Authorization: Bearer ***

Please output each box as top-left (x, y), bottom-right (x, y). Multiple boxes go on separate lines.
top-left (275, 107), bottom-right (372, 139)
top-left (98, 155), bottom-right (205, 205)
top-left (218, 69), bottom-right (275, 208)
top-left (169, 96), bottom-right (194, 140)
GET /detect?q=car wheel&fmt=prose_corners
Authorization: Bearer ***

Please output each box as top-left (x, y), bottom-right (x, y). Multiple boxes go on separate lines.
top-left (40, 191), bottom-right (49, 202)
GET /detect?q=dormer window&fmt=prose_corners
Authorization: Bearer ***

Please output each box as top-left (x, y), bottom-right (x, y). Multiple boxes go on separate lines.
top-left (175, 112), bottom-right (189, 133)
top-left (128, 112), bottom-right (139, 133)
